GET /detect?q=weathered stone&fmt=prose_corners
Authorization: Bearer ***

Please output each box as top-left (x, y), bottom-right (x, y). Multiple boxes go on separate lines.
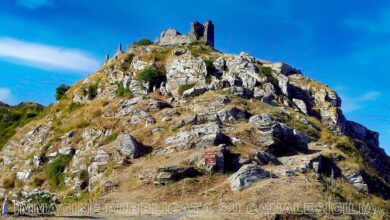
top-left (228, 164), bottom-right (271, 191)
top-left (249, 114), bottom-right (310, 155)
top-left (217, 107), bottom-right (250, 123)
top-left (117, 133), bottom-right (142, 159)
top-left (292, 98), bottom-right (308, 114)
top-left (344, 172), bottom-right (368, 193)
top-left (16, 170), bottom-right (32, 181)
top-left (252, 151), bottom-right (281, 165)
top-left (165, 122), bottom-right (230, 150)
top-left (58, 147), bottom-right (75, 156)
top-left (154, 166), bottom-right (199, 184)
top-left (182, 86), bottom-right (207, 97)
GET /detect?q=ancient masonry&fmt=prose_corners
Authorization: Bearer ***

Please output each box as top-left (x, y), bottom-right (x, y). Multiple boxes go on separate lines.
top-left (155, 20), bottom-right (214, 47)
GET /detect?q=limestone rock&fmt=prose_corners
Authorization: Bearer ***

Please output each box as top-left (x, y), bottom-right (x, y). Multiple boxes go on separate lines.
top-left (117, 133), bottom-right (142, 159)
top-left (228, 164), bottom-right (271, 191)
top-left (165, 122), bottom-right (230, 151)
top-left (252, 151), bottom-right (281, 165)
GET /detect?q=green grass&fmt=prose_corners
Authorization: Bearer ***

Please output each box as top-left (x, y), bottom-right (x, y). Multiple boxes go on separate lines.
top-left (116, 84), bottom-right (133, 98)
top-left (178, 83), bottom-right (196, 95)
top-left (188, 41), bottom-right (212, 57)
top-left (0, 102), bottom-right (44, 150)
top-left (46, 155), bottom-right (73, 188)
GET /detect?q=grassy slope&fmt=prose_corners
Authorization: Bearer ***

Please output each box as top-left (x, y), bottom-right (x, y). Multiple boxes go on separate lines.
top-left (0, 102), bottom-right (44, 149)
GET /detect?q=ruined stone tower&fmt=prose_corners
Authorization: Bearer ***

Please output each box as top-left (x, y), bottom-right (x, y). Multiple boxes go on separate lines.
top-left (156, 20), bottom-right (215, 47)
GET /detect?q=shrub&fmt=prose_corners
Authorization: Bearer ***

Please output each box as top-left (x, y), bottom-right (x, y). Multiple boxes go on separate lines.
top-left (178, 83), bottom-right (196, 95)
top-left (86, 84), bottom-right (99, 100)
top-left (137, 67), bottom-right (166, 91)
top-left (133, 38), bottom-right (153, 46)
top-left (46, 155), bottom-right (73, 188)
top-left (116, 84), bottom-right (133, 98)
top-left (55, 84), bottom-right (71, 101)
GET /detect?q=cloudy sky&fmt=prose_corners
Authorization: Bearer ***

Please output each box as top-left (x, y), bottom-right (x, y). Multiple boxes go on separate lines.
top-left (0, 0), bottom-right (389, 154)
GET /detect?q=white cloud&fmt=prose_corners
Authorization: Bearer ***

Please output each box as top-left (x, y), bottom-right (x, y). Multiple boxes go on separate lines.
top-left (16, 0), bottom-right (51, 10)
top-left (341, 91), bottom-right (381, 113)
top-left (0, 88), bottom-right (12, 104)
top-left (0, 37), bottom-right (100, 73)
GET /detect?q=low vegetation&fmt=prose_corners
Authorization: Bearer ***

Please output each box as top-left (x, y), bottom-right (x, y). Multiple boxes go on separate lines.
top-left (46, 155), bottom-right (73, 188)
top-left (133, 38), bottom-right (153, 46)
top-left (116, 83), bottom-right (133, 98)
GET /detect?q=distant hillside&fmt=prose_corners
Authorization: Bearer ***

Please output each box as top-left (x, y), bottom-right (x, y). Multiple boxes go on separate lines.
top-left (0, 102), bottom-right (44, 149)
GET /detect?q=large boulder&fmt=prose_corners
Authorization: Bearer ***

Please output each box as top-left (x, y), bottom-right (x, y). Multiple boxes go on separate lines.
top-left (228, 164), bottom-right (271, 191)
top-left (343, 172), bottom-right (368, 193)
top-left (117, 133), bottom-right (142, 159)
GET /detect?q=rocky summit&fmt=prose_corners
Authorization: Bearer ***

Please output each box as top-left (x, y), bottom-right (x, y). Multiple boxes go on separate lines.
top-left (0, 20), bottom-right (389, 219)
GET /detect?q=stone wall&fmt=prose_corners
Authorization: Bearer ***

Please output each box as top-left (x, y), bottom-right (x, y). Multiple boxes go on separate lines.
top-left (155, 20), bottom-right (214, 47)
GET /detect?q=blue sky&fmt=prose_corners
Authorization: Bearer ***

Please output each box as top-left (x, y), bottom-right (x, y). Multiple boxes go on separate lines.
top-left (0, 0), bottom-right (389, 154)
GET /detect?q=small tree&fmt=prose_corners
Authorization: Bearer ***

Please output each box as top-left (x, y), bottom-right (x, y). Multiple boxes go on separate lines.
top-left (55, 84), bottom-right (70, 101)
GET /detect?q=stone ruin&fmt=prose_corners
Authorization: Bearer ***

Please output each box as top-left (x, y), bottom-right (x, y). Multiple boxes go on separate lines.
top-left (155, 20), bottom-right (214, 47)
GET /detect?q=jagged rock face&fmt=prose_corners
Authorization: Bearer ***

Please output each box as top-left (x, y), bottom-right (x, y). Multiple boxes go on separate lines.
top-left (249, 114), bottom-right (310, 156)
top-left (164, 53), bottom-right (207, 98)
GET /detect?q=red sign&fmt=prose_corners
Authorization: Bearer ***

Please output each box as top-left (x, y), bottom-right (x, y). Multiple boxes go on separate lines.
top-left (204, 151), bottom-right (216, 166)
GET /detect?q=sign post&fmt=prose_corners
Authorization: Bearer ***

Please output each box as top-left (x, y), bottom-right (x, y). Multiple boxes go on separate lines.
top-left (204, 151), bottom-right (216, 197)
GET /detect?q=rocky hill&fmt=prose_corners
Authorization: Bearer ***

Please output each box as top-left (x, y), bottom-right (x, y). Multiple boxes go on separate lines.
top-left (0, 20), bottom-right (389, 219)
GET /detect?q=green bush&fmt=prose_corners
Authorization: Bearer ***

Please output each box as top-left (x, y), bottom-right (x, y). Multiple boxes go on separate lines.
top-left (46, 155), bottom-right (73, 188)
top-left (178, 83), bottom-right (196, 95)
top-left (137, 67), bottom-right (166, 91)
top-left (116, 84), bottom-right (133, 98)
top-left (55, 84), bottom-right (70, 101)
top-left (84, 83), bottom-right (99, 100)
top-left (260, 66), bottom-right (272, 75)
top-left (133, 38), bottom-right (153, 46)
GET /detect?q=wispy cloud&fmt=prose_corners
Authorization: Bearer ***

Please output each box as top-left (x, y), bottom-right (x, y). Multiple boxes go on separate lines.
top-left (0, 37), bottom-right (100, 73)
top-left (0, 88), bottom-right (12, 104)
top-left (344, 7), bottom-right (390, 34)
top-left (16, 0), bottom-right (52, 10)
top-left (341, 91), bottom-right (381, 113)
